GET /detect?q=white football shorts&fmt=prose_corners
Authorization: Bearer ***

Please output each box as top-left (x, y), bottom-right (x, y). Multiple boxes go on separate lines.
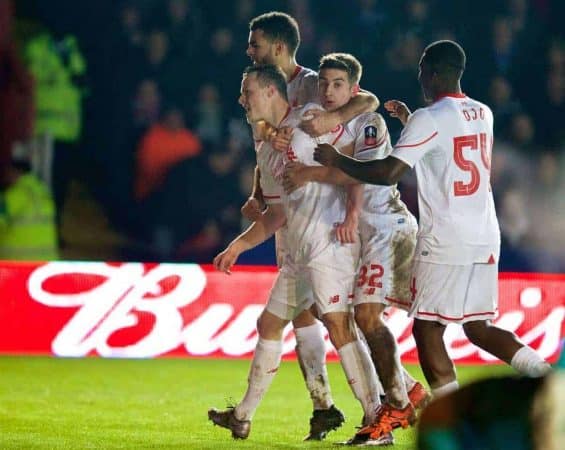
top-left (353, 214), bottom-right (417, 311)
top-left (408, 260), bottom-right (498, 325)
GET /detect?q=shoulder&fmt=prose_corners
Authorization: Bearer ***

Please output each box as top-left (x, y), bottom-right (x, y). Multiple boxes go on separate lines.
top-left (405, 107), bottom-right (436, 129)
top-left (286, 103), bottom-right (322, 126)
top-left (348, 111), bottom-right (385, 132)
top-left (300, 66), bottom-right (318, 79)
top-left (298, 102), bottom-right (324, 116)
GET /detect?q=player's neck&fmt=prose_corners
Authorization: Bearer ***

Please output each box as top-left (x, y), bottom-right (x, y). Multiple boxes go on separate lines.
top-left (269, 99), bottom-right (291, 126)
top-left (279, 58), bottom-right (300, 81)
top-left (432, 83), bottom-right (463, 101)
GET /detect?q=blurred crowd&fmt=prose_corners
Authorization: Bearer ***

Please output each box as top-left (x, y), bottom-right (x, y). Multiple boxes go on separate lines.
top-left (1, 0), bottom-right (563, 272)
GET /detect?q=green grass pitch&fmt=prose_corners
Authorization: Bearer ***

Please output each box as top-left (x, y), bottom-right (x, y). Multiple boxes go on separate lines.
top-left (0, 356), bottom-right (515, 449)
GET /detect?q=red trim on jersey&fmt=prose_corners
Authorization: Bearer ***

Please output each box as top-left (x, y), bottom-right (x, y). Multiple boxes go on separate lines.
top-left (331, 125), bottom-right (345, 145)
top-left (395, 131), bottom-right (438, 148)
top-left (288, 65), bottom-right (302, 83)
top-left (434, 92), bottom-right (467, 101)
top-left (384, 296), bottom-right (412, 308)
top-left (416, 310), bottom-right (497, 321)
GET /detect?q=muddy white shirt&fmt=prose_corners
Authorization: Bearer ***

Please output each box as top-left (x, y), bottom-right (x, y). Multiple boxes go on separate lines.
top-left (346, 112), bottom-right (411, 219)
top-left (392, 94), bottom-right (500, 265)
top-left (286, 65), bottom-right (319, 107)
top-left (276, 103), bottom-right (353, 260)
top-left (255, 139), bottom-right (284, 205)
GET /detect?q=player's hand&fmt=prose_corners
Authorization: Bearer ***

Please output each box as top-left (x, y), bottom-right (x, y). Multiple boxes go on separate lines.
top-left (299, 109), bottom-right (339, 137)
top-left (213, 245), bottom-right (240, 274)
top-left (335, 214), bottom-right (358, 244)
top-left (241, 197), bottom-right (264, 221)
top-left (271, 126), bottom-right (293, 152)
top-left (384, 100), bottom-right (411, 126)
top-left (255, 120), bottom-right (278, 141)
top-left (313, 143), bottom-right (341, 167)
top-left (282, 161), bottom-right (308, 194)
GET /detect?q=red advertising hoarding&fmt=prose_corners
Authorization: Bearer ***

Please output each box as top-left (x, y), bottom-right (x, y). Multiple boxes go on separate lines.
top-left (0, 261), bottom-right (563, 363)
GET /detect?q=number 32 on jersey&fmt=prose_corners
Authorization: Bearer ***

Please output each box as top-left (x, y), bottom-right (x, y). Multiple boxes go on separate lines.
top-left (453, 132), bottom-right (491, 197)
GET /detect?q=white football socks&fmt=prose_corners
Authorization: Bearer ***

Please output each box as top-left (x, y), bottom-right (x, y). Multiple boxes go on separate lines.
top-left (511, 345), bottom-right (552, 377)
top-left (338, 340), bottom-right (381, 424)
top-left (294, 323), bottom-right (333, 410)
top-left (403, 367), bottom-right (417, 392)
top-left (235, 338), bottom-right (282, 421)
top-left (432, 380), bottom-right (459, 398)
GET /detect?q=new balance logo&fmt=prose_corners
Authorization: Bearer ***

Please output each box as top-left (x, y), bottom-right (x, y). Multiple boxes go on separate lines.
top-left (329, 295), bottom-right (340, 304)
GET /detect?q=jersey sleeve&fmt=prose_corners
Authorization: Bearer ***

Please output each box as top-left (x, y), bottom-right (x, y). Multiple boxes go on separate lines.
top-left (391, 108), bottom-right (438, 168)
top-left (297, 72), bottom-right (319, 106)
top-left (259, 164), bottom-right (283, 205)
top-left (352, 113), bottom-right (391, 161)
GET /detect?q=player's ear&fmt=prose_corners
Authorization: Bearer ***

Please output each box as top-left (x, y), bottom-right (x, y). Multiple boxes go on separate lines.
top-left (274, 40), bottom-right (284, 56)
top-left (266, 84), bottom-right (275, 98)
top-left (352, 84), bottom-right (360, 95)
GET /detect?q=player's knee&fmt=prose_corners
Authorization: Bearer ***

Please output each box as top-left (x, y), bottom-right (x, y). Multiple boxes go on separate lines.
top-left (354, 304), bottom-right (385, 334)
top-left (462, 320), bottom-right (488, 345)
top-left (322, 313), bottom-right (355, 349)
top-left (412, 319), bottom-right (445, 346)
top-left (257, 310), bottom-right (287, 340)
top-left (292, 308), bottom-right (317, 328)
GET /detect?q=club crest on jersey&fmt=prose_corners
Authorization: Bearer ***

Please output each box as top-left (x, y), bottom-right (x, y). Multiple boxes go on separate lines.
top-left (364, 125), bottom-right (377, 146)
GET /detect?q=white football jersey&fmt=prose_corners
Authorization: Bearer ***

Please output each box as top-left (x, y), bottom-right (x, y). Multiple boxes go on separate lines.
top-left (286, 65), bottom-right (319, 108)
top-left (255, 139), bottom-right (284, 205)
top-left (392, 94), bottom-right (500, 265)
top-left (279, 103), bottom-right (353, 260)
top-left (346, 112), bottom-right (411, 218)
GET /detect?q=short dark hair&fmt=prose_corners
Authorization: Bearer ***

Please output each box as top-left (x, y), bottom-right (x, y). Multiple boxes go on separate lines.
top-left (243, 64), bottom-right (288, 102)
top-left (319, 52), bottom-right (363, 85)
top-left (249, 11), bottom-right (300, 56)
top-left (422, 40), bottom-right (466, 80)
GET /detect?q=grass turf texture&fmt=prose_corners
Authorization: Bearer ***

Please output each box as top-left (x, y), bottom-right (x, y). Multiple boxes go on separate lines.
top-left (0, 356), bottom-right (514, 449)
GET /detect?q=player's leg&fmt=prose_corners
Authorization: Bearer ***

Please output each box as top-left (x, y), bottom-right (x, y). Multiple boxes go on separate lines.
top-left (292, 309), bottom-right (334, 411)
top-left (208, 271), bottom-right (295, 438)
top-left (291, 307), bottom-right (345, 441)
top-left (412, 318), bottom-right (458, 395)
top-left (463, 320), bottom-right (550, 377)
top-left (460, 264), bottom-right (550, 377)
top-left (310, 260), bottom-right (381, 429)
top-left (354, 220), bottom-right (429, 410)
top-left (354, 303), bottom-right (409, 406)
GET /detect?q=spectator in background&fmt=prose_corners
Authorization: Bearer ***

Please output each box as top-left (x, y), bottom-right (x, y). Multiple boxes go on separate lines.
top-left (117, 1), bottom-right (144, 50)
top-left (532, 38), bottom-right (564, 150)
top-left (498, 186), bottom-right (534, 272)
top-left (0, 159), bottom-right (58, 261)
top-left (0, 0), bottom-right (34, 171)
top-left (156, 0), bottom-right (206, 59)
top-left (487, 75), bottom-right (522, 137)
top-left (131, 78), bottom-right (162, 141)
top-left (504, 112), bottom-right (537, 155)
top-left (22, 23), bottom-right (87, 247)
top-left (134, 106), bottom-right (201, 201)
top-left (195, 83), bottom-right (223, 147)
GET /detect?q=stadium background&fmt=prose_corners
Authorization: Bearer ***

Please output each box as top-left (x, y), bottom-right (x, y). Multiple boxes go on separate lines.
top-left (3, 0), bottom-right (563, 272)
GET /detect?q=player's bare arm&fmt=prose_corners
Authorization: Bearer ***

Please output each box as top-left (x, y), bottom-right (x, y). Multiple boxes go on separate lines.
top-left (282, 142), bottom-right (359, 193)
top-left (214, 204), bottom-right (286, 274)
top-left (314, 143), bottom-right (410, 186)
top-left (300, 90), bottom-right (379, 137)
top-left (335, 183), bottom-right (362, 244)
top-left (384, 100), bottom-right (411, 126)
